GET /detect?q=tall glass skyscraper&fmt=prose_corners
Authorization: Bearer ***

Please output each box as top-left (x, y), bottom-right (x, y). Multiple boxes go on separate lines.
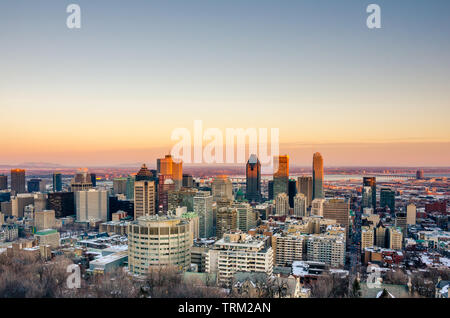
top-left (312, 153), bottom-right (324, 200)
top-left (363, 177), bottom-right (376, 209)
top-left (53, 172), bottom-right (62, 192)
top-left (246, 154), bottom-right (261, 202)
top-left (273, 155), bottom-right (289, 199)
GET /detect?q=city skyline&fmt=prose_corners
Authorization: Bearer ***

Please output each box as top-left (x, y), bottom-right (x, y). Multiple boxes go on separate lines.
top-left (1, 0), bottom-right (450, 166)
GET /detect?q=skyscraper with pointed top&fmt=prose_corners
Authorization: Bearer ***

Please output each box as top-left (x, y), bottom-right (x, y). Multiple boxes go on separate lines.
top-left (246, 154), bottom-right (261, 202)
top-left (312, 153), bottom-right (324, 199)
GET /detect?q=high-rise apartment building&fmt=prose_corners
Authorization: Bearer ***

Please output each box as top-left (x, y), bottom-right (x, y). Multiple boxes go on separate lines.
top-left (134, 180), bottom-right (155, 219)
top-left (272, 233), bottom-right (305, 267)
top-left (216, 207), bottom-right (238, 239)
top-left (11, 169), bottom-right (26, 195)
top-left (362, 177), bottom-right (377, 209)
top-left (293, 193), bottom-right (307, 217)
top-left (312, 153), bottom-right (324, 200)
top-left (297, 176), bottom-right (313, 207)
top-left (273, 155), bottom-right (289, 198)
top-left (206, 232), bottom-right (273, 287)
top-left (306, 233), bottom-right (345, 268)
top-left (194, 191), bottom-right (214, 238)
top-left (128, 215), bottom-right (191, 275)
top-left (52, 173), bottom-right (62, 192)
top-left (245, 154), bottom-right (261, 202)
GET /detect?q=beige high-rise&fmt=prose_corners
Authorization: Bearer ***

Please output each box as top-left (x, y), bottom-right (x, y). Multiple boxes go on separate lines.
top-left (134, 180), bottom-right (155, 219)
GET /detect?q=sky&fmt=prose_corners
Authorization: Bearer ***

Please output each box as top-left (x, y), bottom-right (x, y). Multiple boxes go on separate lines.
top-left (0, 0), bottom-right (449, 166)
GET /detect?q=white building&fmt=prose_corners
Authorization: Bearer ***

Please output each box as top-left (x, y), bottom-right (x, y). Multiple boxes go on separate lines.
top-left (75, 189), bottom-right (109, 222)
top-left (206, 232), bottom-right (273, 287)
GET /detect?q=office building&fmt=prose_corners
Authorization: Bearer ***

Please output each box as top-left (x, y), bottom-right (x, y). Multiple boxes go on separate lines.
top-left (406, 203), bottom-right (416, 225)
top-left (35, 210), bottom-right (56, 231)
top-left (361, 226), bottom-right (375, 249)
top-left (52, 173), bottom-right (62, 192)
top-left (387, 227), bottom-right (403, 250)
top-left (47, 192), bottom-right (75, 217)
top-left (288, 179), bottom-right (297, 208)
top-left (135, 164), bottom-right (155, 181)
top-left (273, 155), bottom-right (289, 198)
top-left (128, 215), bottom-right (191, 275)
top-left (363, 177), bottom-right (377, 210)
top-left (323, 199), bottom-right (350, 239)
top-left (157, 175), bottom-right (175, 213)
top-left (11, 194), bottom-right (34, 218)
top-left (395, 212), bottom-right (407, 235)
top-left (0, 175), bottom-right (7, 190)
top-left (113, 178), bottom-right (128, 195)
top-left (268, 180), bottom-right (274, 200)
top-left (311, 198), bottom-right (325, 217)
top-left (134, 180), bottom-right (155, 219)
top-left (27, 179), bottom-right (44, 193)
top-left (312, 153), bottom-right (324, 199)
top-left (245, 154), bottom-right (261, 202)
top-left (232, 202), bottom-right (257, 232)
top-left (182, 174), bottom-right (194, 188)
top-left (380, 188), bottom-right (395, 212)
top-left (194, 191), bottom-right (214, 238)
top-left (75, 189), bottom-right (109, 222)
top-left (297, 176), bottom-right (313, 207)
top-left (11, 169), bottom-right (26, 195)
top-left (211, 175), bottom-right (233, 201)
top-left (70, 168), bottom-right (93, 192)
top-left (126, 175), bottom-right (135, 200)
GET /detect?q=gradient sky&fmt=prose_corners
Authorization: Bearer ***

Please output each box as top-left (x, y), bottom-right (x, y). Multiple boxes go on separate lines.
top-left (1, 0), bottom-right (449, 166)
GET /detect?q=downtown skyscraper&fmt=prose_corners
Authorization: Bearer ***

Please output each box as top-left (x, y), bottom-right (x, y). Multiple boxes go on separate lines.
top-left (53, 172), bottom-right (62, 192)
top-left (362, 177), bottom-right (377, 209)
top-left (245, 154), bottom-right (261, 202)
top-left (273, 155), bottom-right (289, 199)
top-left (312, 153), bottom-right (324, 200)
top-left (11, 169), bottom-right (26, 195)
